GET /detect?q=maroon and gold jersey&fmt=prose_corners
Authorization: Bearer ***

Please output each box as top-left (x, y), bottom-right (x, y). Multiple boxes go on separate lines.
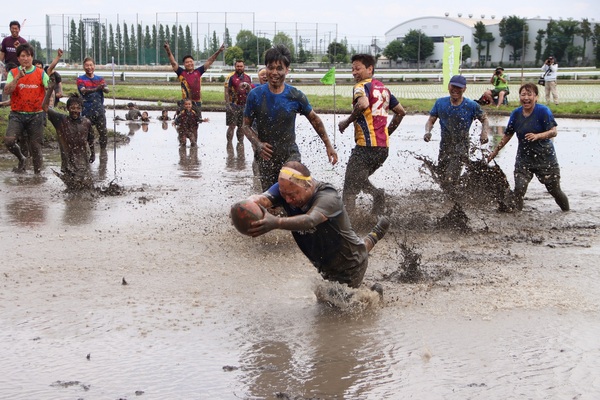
top-left (225, 72), bottom-right (253, 106)
top-left (352, 78), bottom-right (399, 147)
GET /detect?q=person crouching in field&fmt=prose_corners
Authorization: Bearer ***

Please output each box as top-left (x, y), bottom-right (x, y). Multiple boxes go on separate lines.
top-left (174, 98), bottom-right (208, 147)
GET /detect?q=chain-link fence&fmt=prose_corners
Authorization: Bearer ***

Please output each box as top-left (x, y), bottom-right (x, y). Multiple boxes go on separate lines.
top-left (45, 13), bottom-right (342, 67)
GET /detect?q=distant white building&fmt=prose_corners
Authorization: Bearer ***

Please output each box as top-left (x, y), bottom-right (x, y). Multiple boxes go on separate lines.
top-left (384, 15), bottom-right (595, 67)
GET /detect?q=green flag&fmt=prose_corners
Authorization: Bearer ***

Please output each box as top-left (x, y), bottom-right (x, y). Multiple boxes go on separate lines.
top-left (442, 37), bottom-right (461, 87)
top-left (320, 67), bottom-right (336, 85)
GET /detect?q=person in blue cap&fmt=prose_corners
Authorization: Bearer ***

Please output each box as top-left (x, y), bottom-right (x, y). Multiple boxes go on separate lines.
top-left (424, 75), bottom-right (490, 196)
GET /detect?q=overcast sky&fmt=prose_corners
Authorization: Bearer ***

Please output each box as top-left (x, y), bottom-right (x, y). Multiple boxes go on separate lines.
top-left (2, 0), bottom-right (598, 45)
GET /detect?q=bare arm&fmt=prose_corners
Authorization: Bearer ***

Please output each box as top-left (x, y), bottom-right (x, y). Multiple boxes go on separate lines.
top-left (0, 50), bottom-right (5, 62)
top-left (387, 103), bottom-right (406, 136)
top-left (488, 133), bottom-right (514, 162)
top-left (248, 194), bottom-right (273, 209)
top-left (203, 43), bottom-right (225, 70)
top-left (46, 48), bottom-right (63, 76)
top-left (478, 113), bottom-right (490, 144)
top-left (248, 206), bottom-right (328, 237)
top-left (163, 42), bottom-right (179, 72)
top-left (306, 110), bottom-right (338, 165)
top-left (424, 115), bottom-right (437, 142)
top-left (241, 116), bottom-right (274, 160)
top-left (524, 126), bottom-right (557, 141)
top-left (42, 80), bottom-right (57, 112)
top-left (3, 68), bottom-right (25, 96)
top-left (338, 96), bottom-right (368, 133)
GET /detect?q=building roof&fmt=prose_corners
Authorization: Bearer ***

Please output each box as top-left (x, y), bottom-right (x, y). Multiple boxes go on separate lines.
top-left (385, 15), bottom-right (501, 35)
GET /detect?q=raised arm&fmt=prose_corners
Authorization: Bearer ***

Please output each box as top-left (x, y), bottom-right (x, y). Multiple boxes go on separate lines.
top-left (42, 80), bottom-right (57, 112)
top-left (203, 43), bottom-right (225, 71)
top-left (163, 42), bottom-right (179, 72)
top-left (46, 48), bottom-right (63, 76)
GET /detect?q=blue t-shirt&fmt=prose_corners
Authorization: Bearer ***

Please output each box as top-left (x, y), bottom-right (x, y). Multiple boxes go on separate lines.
top-left (505, 103), bottom-right (559, 169)
top-left (430, 97), bottom-right (484, 153)
top-left (77, 74), bottom-right (106, 116)
top-left (244, 83), bottom-right (313, 160)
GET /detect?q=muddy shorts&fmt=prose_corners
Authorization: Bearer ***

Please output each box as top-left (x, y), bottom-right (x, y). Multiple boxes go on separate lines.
top-left (514, 164), bottom-right (561, 186)
top-left (226, 103), bottom-right (244, 128)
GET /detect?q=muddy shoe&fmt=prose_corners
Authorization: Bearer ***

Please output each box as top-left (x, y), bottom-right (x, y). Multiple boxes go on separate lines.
top-left (371, 216), bottom-right (390, 241)
top-left (370, 283), bottom-right (384, 298)
top-left (12, 158), bottom-right (26, 174)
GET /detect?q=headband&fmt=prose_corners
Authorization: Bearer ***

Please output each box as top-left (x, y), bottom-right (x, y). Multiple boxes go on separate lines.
top-left (279, 167), bottom-right (312, 187)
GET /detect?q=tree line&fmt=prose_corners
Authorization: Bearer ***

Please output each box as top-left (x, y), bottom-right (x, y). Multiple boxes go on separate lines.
top-left (60, 19), bottom-right (354, 67)
top-left (383, 16), bottom-right (600, 68)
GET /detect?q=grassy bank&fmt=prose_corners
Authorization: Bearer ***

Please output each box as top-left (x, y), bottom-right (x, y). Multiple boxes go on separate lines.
top-left (1, 82), bottom-right (599, 145)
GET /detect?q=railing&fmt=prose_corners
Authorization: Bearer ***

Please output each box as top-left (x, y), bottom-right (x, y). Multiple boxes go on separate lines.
top-left (34, 69), bottom-right (600, 82)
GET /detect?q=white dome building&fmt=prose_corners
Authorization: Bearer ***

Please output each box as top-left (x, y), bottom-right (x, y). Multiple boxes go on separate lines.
top-left (384, 15), bottom-right (594, 67)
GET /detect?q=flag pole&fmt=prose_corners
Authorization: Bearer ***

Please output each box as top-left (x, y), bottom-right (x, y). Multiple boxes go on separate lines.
top-left (333, 83), bottom-right (336, 146)
top-left (320, 67), bottom-right (337, 145)
top-left (111, 56), bottom-right (117, 176)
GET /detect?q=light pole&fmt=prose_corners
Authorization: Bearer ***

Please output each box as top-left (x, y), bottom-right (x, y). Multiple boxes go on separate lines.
top-left (417, 32), bottom-right (421, 71)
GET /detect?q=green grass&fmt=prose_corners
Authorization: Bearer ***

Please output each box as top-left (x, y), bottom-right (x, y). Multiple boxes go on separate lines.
top-left (2, 82), bottom-right (599, 145)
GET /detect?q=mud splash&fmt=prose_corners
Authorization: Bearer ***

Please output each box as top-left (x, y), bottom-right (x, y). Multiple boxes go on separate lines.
top-left (404, 150), bottom-right (514, 211)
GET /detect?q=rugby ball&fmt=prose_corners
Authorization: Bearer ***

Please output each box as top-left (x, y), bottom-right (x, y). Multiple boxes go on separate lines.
top-left (230, 200), bottom-right (264, 235)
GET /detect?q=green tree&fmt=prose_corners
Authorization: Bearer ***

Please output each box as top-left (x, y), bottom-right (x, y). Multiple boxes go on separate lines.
top-left (78, 20), bottom-right (85, 63)
top-left (383, 39), bottom-right (403, 63)
top-left (28, 39), bottom-right (43, 62)
top-left (210, 31), bottom-right (220, 54)
top-left (69, 19), bottom-right (80, 63)
top-left (177, 26), bottom-right (186, 58)
top-left (272, 32), bottom-right (295, 61)
top-left (402, 29), bottom-right (434, 68)
top-left (170, 25), bottom-right (177, 51)
top-left (224, 46), bottom-right (244, 65)
top-left (144, 25), bottom-right (153, 64)
top-left (224, 28), bottom-right (232, 48)
top-left (326, 41), bottom-right (348, 64)
top-left (115, 23), bottom-right (122, 64)
top-left (483, 32), bottom-right (495, 67)
top-left (123, 23), bottom-right (130, 65)
top-left (235, 30), bottom-right (258, 64)
top-left (101, 24), bottom-right (108, 65)
top-left (534, 29), bottom-right (545, 64)
top-left (594, 23), bottom-right (600, 68)
top-left (462, 44), bottom-right (471, 62)
top-left (580, 18), bottom-right (592, 63)
top-left (108, 24), bottom-right (116, 62)
top-left (558, 19), bottom-right (581, 65)
top-left (129, 24), bottom-right (137, 64)
top-left (297, 36), bottom-right (308, 64)
top-left (137, 23), bottom-right (143, 64)
top-left (158, 24), bottom-right (166, 64)
top-left (499, 16), bottom-right (528, 65)
top-left (473, 21), bottom-right (487, 66)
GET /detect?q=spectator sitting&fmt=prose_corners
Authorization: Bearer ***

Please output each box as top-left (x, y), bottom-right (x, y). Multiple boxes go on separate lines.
top-left (476, 66), bottom-right (509, 107)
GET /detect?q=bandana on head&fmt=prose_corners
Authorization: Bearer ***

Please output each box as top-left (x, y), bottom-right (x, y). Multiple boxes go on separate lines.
top-left (279, 167), bottom-right (312, 187)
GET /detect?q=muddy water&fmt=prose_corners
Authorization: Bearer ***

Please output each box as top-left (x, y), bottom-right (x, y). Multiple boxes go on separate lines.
top-left (1, 112), bottom-right (600, 399)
